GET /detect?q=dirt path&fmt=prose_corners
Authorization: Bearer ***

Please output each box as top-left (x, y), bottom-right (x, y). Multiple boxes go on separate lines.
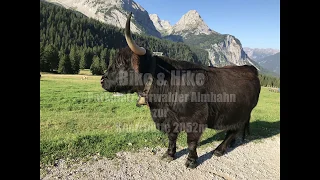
top-left (41, 135), bottom-right (280, 180)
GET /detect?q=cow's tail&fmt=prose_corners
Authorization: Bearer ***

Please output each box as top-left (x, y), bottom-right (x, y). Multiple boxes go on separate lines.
top-left (242, 116), bottom-right (251, 142)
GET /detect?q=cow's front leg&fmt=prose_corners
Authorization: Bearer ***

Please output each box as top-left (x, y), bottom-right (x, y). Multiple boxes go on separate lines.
top-left (185, 132), bottom-right (202, 168)
top-left (161, 132), bottom-right (178, 162)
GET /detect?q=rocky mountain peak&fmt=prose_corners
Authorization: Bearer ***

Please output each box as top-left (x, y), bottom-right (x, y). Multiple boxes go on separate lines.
top-left (172, 10), bottom-right (214, 36)
top-left (181, 10), bottom-right (202, 23)
top-left (149, 14), bottom-right (172, 35)
top-left (149, 14), bottom-right (160, 22)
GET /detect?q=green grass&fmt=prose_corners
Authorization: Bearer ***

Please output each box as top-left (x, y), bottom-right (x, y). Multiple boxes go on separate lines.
top-left (40, 74), bottom-right (280, 166)
top-left (78, 69), bottom-right (92, 75)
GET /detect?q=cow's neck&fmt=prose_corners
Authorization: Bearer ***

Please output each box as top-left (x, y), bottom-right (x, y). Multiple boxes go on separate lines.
top-left (136, 55), bottom-right (157, 106)
top-left (146, 57), bottom-right (177, 106)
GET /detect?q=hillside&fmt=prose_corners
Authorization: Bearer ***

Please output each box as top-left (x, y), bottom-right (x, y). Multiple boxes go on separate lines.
top-left (44, 0), bottom-right (161, 38)
top-left (257, 52), bottom-right (280, 75)
top-left (40, 1), bottom-right (209, 73)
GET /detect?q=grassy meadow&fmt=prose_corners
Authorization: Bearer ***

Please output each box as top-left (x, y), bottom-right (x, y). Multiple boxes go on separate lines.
top-left (40, 71), bottom-right (280, 167)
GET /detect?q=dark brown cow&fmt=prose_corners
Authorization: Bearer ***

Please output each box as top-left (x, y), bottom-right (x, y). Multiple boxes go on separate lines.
top-left (100, 12), bottom-right (261, 168)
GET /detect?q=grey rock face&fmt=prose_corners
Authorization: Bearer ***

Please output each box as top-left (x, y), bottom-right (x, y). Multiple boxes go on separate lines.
top-left (151, 10), bottom-right (258, 68)
top-left (45, 0), bottom-right (161, 38)
top-left (149, 14), bottom-right (172, 35)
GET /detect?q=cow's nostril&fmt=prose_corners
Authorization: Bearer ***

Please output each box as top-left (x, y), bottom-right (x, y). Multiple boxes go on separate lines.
top-left (100, 79), bottom-right (104, 84)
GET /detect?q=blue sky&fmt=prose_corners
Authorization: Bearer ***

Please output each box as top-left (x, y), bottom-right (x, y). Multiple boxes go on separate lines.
top-left (134, 0), bottom-right (280, 49)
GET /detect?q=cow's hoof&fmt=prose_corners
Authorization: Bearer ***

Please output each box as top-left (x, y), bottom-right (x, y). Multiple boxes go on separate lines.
top-left (212, 149), bottom-right (225, 157)
top-left (185, 159), bottom-right (197, 169)
top-left (161, 153), bottom-right (174, 162)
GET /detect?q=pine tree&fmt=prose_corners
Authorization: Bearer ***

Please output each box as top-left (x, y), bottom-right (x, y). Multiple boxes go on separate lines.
top-left (43, 44), bottom-right (59, 72)
top-left (100, 48), bottom-right (108, 72)
top-left (69, 45), bottom-right (80, 74)
top-left (86, 47), bottom-right (94, 69)
top-left (100, 58), bottom-right (107, 73)
top-left (40, 43), bottom-right (47, 71)
top-left (58, 54), bottom-right (72, 74)
top-left (100, 48), bottom-right (108, 63)
top-left (58, 47), bottom-right (66, 60)
top-left (108, 48), bottom-right (116, 68)
top-left (79, 50), bottom-right (87, 69)
top-left (90, 55), bottom-right (102, 75)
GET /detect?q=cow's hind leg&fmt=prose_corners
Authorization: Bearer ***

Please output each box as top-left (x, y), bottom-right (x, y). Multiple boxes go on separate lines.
top-left (242, 116), bottom-right (251, 142)
top-left (161, 132), bottom-right (178, 162)
top-left (185, 132), bottom-right (202, 168)
top-left (213, 129), bottom-right (239, 157)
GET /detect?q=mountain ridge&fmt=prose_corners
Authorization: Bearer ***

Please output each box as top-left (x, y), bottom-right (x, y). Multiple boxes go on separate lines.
top-left (152, 11), bottom-right (259, 69)
top-left (256, 52), bottom-right (280, 75)
top-left (45, 0), bottom-right (161, 38)
top-left (243, 47), bottom-right (280, 60)
top-left (44, 0), bottom-right (278, 77)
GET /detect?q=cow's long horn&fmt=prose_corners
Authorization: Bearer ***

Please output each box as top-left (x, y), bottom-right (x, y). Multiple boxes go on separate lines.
top-left (125, 12), bottom-right (146, 55)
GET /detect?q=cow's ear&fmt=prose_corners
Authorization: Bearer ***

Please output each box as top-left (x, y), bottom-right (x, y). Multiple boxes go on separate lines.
top-left (131, 54), bottom-right (140, 73)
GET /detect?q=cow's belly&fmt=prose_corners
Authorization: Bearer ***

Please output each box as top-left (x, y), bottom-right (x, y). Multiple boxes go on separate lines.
top-left (206, 107), bottom-right (251, 130)
top-left (149, 102), bottom-right (209, 132)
